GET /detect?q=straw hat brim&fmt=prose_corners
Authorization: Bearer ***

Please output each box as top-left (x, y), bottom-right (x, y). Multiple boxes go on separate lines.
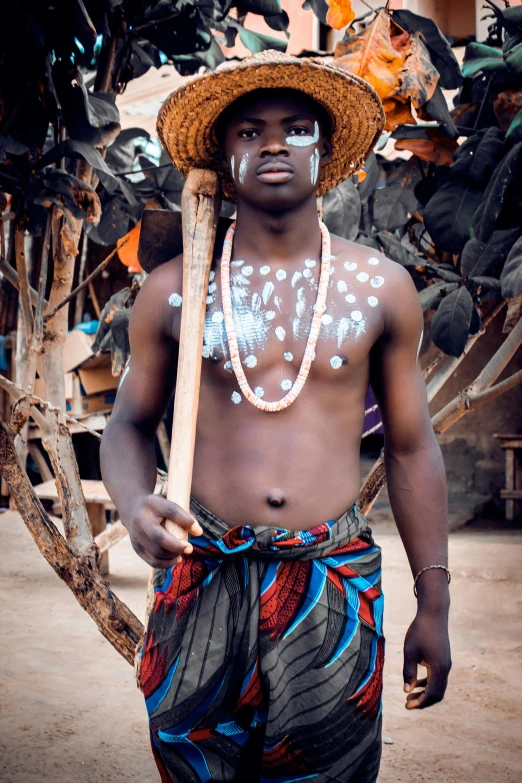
top-left (157, 51), bottom-right (385, 201)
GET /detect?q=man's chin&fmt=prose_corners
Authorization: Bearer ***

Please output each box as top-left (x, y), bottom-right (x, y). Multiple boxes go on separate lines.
top-left (241, 184), bottom-right (315, 212)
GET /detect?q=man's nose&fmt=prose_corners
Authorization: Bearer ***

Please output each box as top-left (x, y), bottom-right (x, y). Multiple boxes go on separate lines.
top-left (259, 134), bottom-right (289, 157)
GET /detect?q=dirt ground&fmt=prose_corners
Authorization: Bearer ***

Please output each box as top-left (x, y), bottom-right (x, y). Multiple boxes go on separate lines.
top-left (1, 508), bottom-right (521, 783)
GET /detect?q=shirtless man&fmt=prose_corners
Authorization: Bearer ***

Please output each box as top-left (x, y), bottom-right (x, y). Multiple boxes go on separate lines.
top-left (101, 52), bottom-right (451, 783)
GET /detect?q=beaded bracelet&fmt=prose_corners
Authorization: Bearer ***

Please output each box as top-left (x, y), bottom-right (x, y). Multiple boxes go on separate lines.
top-left (413, 565), bottom-right (451, 597)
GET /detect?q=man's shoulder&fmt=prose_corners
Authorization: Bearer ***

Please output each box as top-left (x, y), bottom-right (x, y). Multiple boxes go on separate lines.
top-left (329, 234), bottom-right (411, 287)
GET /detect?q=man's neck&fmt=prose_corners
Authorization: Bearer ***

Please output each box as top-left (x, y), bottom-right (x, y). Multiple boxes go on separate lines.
top-left (232, 197), bottom-right (322, 264)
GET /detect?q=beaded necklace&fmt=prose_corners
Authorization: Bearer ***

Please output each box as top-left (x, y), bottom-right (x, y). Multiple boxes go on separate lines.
top-left (220, 220), bottom-right (331, 412)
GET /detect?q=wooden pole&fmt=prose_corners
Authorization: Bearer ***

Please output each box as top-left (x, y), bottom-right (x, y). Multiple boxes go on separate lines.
top-left (164, 169), bottom-right (221, 538)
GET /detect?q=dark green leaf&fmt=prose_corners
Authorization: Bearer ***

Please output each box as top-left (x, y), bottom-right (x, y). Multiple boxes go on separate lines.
top-left (505, 40), bottom-right (522, 76)
top-left (418, 281), bottom-right (459, 311)
top-left (391, 9), bottom-right (463, 90)
top-left (0, 135), bottom-right (29, 162)
top-left (37, 139), bottom-right (118, 192)
top-left (462, 42), bottom-right (506, 78)
top-left (235, 23), bottom-right (287, 53)
top-left (472, 141), bottom-right (522, 242)
top-left (323, 178), bottom-right (361, 241)
top-left (469, 305), bottom-right (481, 335)
top-left (431, 286), bottom-right (474, 356)
top-left (105, 128), bottom-right (150, 174)
top-left (357, 152), bottom-right (379, 205)
top-left (500, 235), bottom-right (522, 298)
top-left (506, 107), bottom-right (522, 143)
top-left (301, 0), bottom-right (328, 25)
top-left (451, 128), bottom-right (505, 186)
top-left (96, 195), bottom-right (131, 244)
top-left (503, 7), bottom-right (522, 32)
top-left (377, 231), bottom-right (420, 267)
top-left (461, 228), bottom-right (520, 278)
top-left (424, 172), bottom-right (485, 253)
top-left (470, 275), bottom-right (502, 291)
top-left (355, 234), bottom-right (380, 251)
top-left (421, 85), bottom-right (459, 138)
top-left (426, 263), bottom-right (462, 283)
top-left (369, 158), bottom-right (422, 233)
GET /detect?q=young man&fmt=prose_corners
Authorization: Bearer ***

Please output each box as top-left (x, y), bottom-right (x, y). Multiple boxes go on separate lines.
top-left (101, 51), bottom-right (451, 782)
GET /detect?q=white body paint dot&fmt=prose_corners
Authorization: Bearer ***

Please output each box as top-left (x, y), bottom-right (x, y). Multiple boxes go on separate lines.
top-left (284, 352), bottom-right (293, 361)
top-left (208, 282), bottom-right (217, 294)
top-left (244, 354), bottom-right (257, 368)
top-left (281, 379), bottom-right (293, 391)
top-left (276, 269), bottom-right (287, 281)
top-left (368, 296), bottom-right (378, 307)
top-left (356, 272), bottom-right (369, 283)
top-left (168, 293), bottom-right (182, 307)
top-left (254, 386), bottom-right (265, 398)
top-left (336, 280), bottom-right (348, 293)
top-left (224, 361), bottom-right (232, 372)
top-left (351, 310), bottom-right (363, 322)
top-left (305, 258), bottom-right (316, 268)
top-left (212, 310), bottom-right (224, 323)
top-left (321, 314), bottom-right (333, 325)
top-left (202, 345), bottom-right (211, 358)
top-left (260, 265), bottom-right (271, 275)
top-left (266, 310), bottom-right (276, 320)
top-left (345, 294), bottom-right (356, 304)
top-left (303, 268), bottom-right (312, 279)
top-left (275, 326), bottom-right (286, 341)
top-left (242, 265), bottom-right (254, 277)
top-left (291, 271), bottom-right (302, 288)
top-left (231, 391), bottom-right (241, 404)
top-left (368, 257), bottom-right (380, 265)
top-left (329, 266), bottom-right (335, 275)
top-left (206, 295), bottom-right (214, 305)
top-left (262, 281), bottom-right (274, 305)
top-left (231, 259), bottom-right (244, 267)
top-left (330, 356), bottom-right (343, 370)
top-left (209, 270), bottom-right (215, 281)
top-left (371, 276), bottom-right (384, 288)
top-left (344, 261), bottom-right (357, 272)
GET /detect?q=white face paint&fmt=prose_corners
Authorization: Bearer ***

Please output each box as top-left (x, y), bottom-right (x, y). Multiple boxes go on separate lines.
top-left (417, 330), bottom-right (424, 360)
top-left (119, 362), bottom-right (130, 387)
top-left (286, 121), bottom-right (319, 147)
top-left (208, 281), bottom-right (217, 294)
top-left (351, 310), bottom-right (363, 322)
top-left (168, 293), bottom-right (182, 307)
top-left (230, 155), bottom-right (235, 179)
top-left (239, 153), bottom-right (249, 185)
top-left (209, 270), bottom-right (215, 282)
top-left (310, 148), bottom-right (320, 186)
top-left (212, 310), bottom-right (224, 323)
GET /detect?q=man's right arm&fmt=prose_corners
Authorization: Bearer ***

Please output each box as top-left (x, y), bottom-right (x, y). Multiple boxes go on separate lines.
top-left (100, 261), bottom-right (202, 567)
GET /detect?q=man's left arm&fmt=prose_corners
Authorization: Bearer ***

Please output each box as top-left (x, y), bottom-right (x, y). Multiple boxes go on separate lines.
top-left (370, 264), bottom-right (451, 710)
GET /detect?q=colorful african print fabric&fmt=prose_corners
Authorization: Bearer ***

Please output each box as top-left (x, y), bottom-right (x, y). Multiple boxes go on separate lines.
top-left (140, 498), bottom-right (385, 783)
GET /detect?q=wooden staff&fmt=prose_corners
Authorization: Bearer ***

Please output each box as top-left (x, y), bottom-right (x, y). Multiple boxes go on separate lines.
top-left (164, 169), bottom-right (221, 539)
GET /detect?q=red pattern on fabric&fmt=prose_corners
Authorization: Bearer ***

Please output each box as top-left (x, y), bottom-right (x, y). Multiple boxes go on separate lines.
top-left (221, 527), bottom-right (254, 550)
top-left (141, 631), bottom-right (168, 699)
top-left (331, 537), bottom-right (371, 555)
top-left (150, 728), bottom-right (175, 782)
top-left (259, 561), bottom-right (309, 640)
top-left (235, 661), bottom-right (263, 712)
top-left (326, 569), bottom-right (346, 596)
top-left (357, 585), bottom-right (381, 628)
top-left (350, 636), bottom-right (385, 721)
top-left (187, 727), bottom-right (215, 742)
top-left (153, 558), bottom-right (208, 617)
top-left (262, 735), bottom-right (305, 770)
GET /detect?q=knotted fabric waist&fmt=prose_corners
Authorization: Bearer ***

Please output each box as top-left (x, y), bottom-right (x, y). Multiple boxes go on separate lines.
top-left (188, 494), bottom-right (370, 560)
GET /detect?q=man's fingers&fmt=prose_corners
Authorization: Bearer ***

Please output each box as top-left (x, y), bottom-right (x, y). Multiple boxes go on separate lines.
top-left (151, 497), bottom-right (202, 535)
top-left (405, 666), bottom-right (448, 710)
top-left (403, 650), bottom-right (418, 694)
top-left (148, 522), bottom-right (193, 556)
top-left (132, 541), bottom-right (182, 570)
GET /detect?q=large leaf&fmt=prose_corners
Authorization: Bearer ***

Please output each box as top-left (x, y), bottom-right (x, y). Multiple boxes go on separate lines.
top-left (369, 157), bottom-right (422, 233)
top-left (53, 64), bottom-right (120, 147)
top-left (506, 107), bottom-right (522, 143)
top-left (451, 127), bottom-right (505, 186)
top-left (326, 0), bottom-right (355, 30)
top-left (323, 178), bottom-right (361, 241)
top-left (395, 129), bottom-right (458, 166)
top-left (377, 231), bottom-right (420, 267)
top-left (462, 42), bottom-right (507, 78)
top-left (95, 195), bottom-right (132, 245)
top-left (36, 169), bottom-right (101, 223)
top-left (418, 280), bottom-right (459, 311)
top-left (431, 286), bottom-right (474, 357)
top-left (419, 85), bottom-right (459, 138)
top-left (105, 128), bottom-right (150, 174)
top-left (391, 8), bottom-right (462, 90)
top-left (461, 228), bottom-right (520, 278)
top-left (500, 235), bottom-right (522, 298)
top-left (37, 139), bottom-right (118, 191)
top-left (423, 172), bottom-right (485, 254)
top-left (472, 141), bottom-right (522, 242)
top-left (234, 23), bottom-right (287, 53)
top-left (302, 0), bottom-right (328, 25)
top-left (357, 152), bottom-right (379, 205)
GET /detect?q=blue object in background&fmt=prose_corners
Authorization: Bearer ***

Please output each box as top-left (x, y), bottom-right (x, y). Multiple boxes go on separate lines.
top-left (0, 335), bottom-right (8, 371)
top-left (72, 318), bottom-right (100, 335)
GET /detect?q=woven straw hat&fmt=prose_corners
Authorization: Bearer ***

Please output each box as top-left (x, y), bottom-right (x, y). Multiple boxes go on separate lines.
top-left (157, 50), bottom-right (384, 200)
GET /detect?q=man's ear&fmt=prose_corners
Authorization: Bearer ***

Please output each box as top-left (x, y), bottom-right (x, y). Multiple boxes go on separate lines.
top-left (320, 139), bottom-right (332, 165)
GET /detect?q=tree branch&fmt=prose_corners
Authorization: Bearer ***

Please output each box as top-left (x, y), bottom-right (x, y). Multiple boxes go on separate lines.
top-left (14, 219), bottom-right (33, 346)
top-left (0, 421), bottom-right (143, 667)
top-left (0, 256), bottom-right (47, 309)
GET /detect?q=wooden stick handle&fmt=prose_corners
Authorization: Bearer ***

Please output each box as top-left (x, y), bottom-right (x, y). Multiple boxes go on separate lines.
top-left (164, 169), bottom-right (221, 539)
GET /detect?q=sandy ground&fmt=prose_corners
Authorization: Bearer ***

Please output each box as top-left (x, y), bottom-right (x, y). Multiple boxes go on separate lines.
top-left (1, 509), bottom-right (521, 783)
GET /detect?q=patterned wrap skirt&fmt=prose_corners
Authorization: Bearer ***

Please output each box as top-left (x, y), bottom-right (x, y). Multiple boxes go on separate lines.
top-left (140, 498), bottom-right (385, 783)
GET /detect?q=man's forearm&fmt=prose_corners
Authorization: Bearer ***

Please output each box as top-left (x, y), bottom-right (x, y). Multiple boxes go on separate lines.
top-left (384, 436), bottom-right (450, 610)
top-left (100, 417), bottom-right (158, 525)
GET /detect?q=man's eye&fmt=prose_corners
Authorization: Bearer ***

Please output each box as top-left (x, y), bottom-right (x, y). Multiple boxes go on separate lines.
top-left (239, 129), bottom-right (259, 138)
top-left (288, 127), bottom-right (310, 136)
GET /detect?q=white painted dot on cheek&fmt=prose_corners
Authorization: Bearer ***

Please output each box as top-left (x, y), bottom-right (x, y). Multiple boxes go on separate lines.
top-left (275, 326), bottom-right (286, 341)
top-left (244, 354), bottom-right (257, 368)
top-left (336, 280), bottom-right (348, 293)
top-left (260, 265), bottom-right (271, 275)
top-left (345, 294), bottom-right (356, 304)
top-left (281, 379), bottom-right (293, 391)
top-left (344, 261), bottom-right (357, 272)
top-left (303, 268), bottom-right (312, 279)
top-left (371, 276), bottom-right (385, 288)
top-left (356, 272), bottom-right (369, 283)
top-left (212, 310), bottom-right (224, 323)
top-left (231, 391), bottom-right (241, 404)
top-left (351, 310), bottom-right (363, 322)
top-left (305, 258), bottom-right (316, 268)
top-left (168, 293), bottom-right (182, 307)
top-left (284, 352), bottom-right (293, 361)
top-left (254, 386), bottom-right (265, 398)
top-left (321, 314), bottom-right (333, 325)
top-left (330, 356), bottom-right (343, 370)
top-left (368, 257), bottom-right (380, 265)
top-left (276, 269), bottom-right (287, 281)
top-left (242, 265), bottom-right (254, 277)
top-left (367, 296), bottom-right (378, 307)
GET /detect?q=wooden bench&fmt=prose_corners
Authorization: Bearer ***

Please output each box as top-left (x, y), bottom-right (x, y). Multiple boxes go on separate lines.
top-left (33, 479), bottom-right (127, 575)
top-left (494, 434), bottom-right (522, 521)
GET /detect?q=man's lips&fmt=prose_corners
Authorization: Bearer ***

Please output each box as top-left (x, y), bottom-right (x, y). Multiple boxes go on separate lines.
top-left (256, 161), bottom-right (294, 184)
